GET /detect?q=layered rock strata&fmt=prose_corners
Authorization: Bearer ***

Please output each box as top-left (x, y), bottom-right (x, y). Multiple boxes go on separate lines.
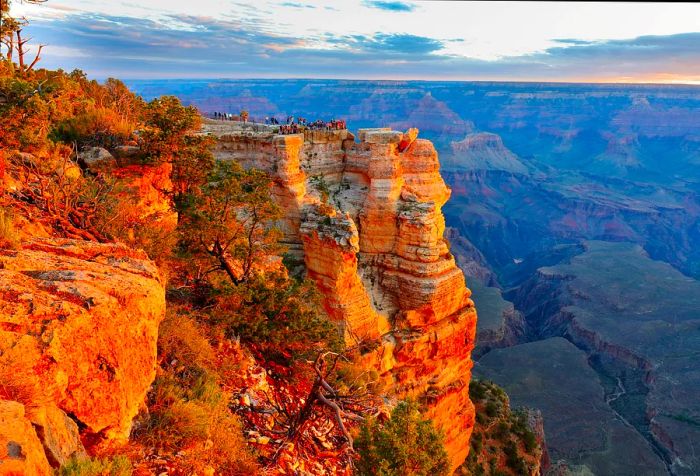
top-left (205, 123), bottom-right (478, 469)
top-left (0, 239), bottom-right (166, 471)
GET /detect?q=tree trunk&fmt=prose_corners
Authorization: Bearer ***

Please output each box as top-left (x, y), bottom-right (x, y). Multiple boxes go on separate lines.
top-left (16, 30), bottom-right (24, 69)
top-left (212, 241), bottom-right (242, 285)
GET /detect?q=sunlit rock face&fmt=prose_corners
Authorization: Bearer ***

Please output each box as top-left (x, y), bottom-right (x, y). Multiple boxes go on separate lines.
top-left (0, 238), bottom-right (166, 469)
top-left (206, 122), bottom-right (478, 469)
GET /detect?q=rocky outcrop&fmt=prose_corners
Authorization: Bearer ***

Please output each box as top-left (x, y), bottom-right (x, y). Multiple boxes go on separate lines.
top-left (205, 123), bottom-right (478, 469)
top-left (0, 238), bottom-right (166, 469)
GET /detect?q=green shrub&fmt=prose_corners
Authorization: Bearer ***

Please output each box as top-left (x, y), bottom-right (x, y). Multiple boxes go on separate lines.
top-left (213, 271), bottom-right (342, 362)
top-left (469, 380), bottom-right (487, 401)
top-left (355, 400), bottom-right (450, 476)
top-left (158, 309), bottom-right (215, 373)
top-left (59, 455), bottom-right (132, 476)
top-left (133, 392), bottom-right (209, 450)
top-left (485, 400), bottom-right (500, 418)
top-left (504, 440), bottom-right (528, 474)
top-left (495, 421), bottom-right (510, 440)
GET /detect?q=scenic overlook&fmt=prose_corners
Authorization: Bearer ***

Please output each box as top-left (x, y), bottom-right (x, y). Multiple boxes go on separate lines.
top-left (1, 1), bottom-right (699, 475)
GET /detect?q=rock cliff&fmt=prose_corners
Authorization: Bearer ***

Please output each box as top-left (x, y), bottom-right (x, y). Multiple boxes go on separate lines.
top-left (205, 122), bottom-right (478, 469)
top-left (0, 238), bottom-right (166, 471)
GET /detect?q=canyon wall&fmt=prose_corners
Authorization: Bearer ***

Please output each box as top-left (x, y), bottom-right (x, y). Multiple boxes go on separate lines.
top-left (205, 122), bottom-right (478, 469)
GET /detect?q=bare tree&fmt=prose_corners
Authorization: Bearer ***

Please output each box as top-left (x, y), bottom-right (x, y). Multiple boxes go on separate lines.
top-left (1, 0), bottom-right (47, 70)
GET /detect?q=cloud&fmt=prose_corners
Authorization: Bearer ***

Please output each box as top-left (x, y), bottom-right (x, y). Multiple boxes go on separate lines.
top-left (362, 1), bottom-right (416, 12)
top-left (279, 2), bottom-right (315, 9)
top-left (20, 9), bottom-right (700, 82)
top-left (552, 38), bottom-right (597, 46)
top-left (334, 33), bottom-right (444, 55)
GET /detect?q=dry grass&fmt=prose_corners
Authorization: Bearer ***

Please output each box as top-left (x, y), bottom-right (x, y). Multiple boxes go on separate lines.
top-left (157, 309), bottom-right (216, 370)
top-left (0, 207), bottom-right (19, 249)
top-left (59, 455), bottom-right (132, 476)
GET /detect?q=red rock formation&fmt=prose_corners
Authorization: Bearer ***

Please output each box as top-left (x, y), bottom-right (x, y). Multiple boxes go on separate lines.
top-left (206, 123), bottom-right (478, 470)
top-left (0, 238), bottom-right (166, 470)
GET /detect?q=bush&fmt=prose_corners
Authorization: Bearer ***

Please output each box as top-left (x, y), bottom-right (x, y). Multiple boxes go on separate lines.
top-left (503, 440), bottom-right (529, 474)
top-left (0, 207), bottom-right (19, 249)
top-left (52, 107), bottom-right (135, 150)
top-left (133, 308), bottom-right (259, 473)
top-left (355, 400), bottom-right (450, 476)
top-left (133, 378), bottom-right (210, 450)
top-left (213, 271), bottom-right (342, 363)
top-left (59, 455), bottom-right (132, 476)
top-left (485, 400), bottom-right (500, 418)
top-left (181, 402), bottom-right (260, 475)
top-left (134, 312), bottom-right (220, 451)
top-left (469, 380), bottom-right (487, 401)
top-left (158, 309), bottom-right (215, 373)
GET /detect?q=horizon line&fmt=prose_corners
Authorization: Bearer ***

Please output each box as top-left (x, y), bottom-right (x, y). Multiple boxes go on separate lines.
top-left (114, 76), bottom-right (700, 87)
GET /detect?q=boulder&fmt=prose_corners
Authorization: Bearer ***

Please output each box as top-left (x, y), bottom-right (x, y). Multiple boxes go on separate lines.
top-left (0, 238), bottom-right (166, 464)
top-left (77, 147), bottom-right (117, 173)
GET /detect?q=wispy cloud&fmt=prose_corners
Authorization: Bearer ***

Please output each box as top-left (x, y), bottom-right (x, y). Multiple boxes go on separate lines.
top-left (362, 1), bottom-right (416, 12)
top-left (552, 39), bottom-right (597, 46)
top-left (280, 2), bottom-right (316, 9)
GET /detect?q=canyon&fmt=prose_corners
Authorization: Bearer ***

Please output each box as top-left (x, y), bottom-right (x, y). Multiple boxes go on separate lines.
top-left (129, 79), bottom-right (700, 475)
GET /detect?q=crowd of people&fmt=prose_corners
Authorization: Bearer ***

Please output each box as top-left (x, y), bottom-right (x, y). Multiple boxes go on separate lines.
top-left (212, 112), bottom-right (243, 121)
top-left (274, 116), bottom-right (347, 134)
top-left (210, 111), bottom-right (347, 134)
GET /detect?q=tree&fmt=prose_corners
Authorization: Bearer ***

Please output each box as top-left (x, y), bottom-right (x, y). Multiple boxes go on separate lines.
top-left (141, 95), bottom-right (202, 163)
top-left (214, 272), bottom-right (340, 361)
top-left (138, 95), bottom-right (216, 216)
top-left (170, 134), bottom-right (215, 216)
top-left (180, 160), bottom-right (282, 285)
top-left (355, 400), bottom-right (450, 476)
top-left (1, 0), bottom-right (47, 71)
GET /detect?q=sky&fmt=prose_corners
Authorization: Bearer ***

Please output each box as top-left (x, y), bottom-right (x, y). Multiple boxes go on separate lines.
top-left (8, 0), bottom-right (700, 83)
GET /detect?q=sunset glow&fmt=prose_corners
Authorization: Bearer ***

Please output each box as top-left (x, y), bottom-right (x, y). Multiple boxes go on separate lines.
top-left (6, 1), bottom-right (700, 83)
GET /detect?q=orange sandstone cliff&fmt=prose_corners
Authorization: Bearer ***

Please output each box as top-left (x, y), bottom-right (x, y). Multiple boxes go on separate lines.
top-left (205, 122), bottom-right (478, 469)
top-left (0, 239), bottom-right (166, 473)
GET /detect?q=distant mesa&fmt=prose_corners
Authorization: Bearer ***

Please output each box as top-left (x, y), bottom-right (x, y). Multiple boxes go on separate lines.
top-left (389, 93), bottom-right (474, 136)
top-left (448, 132), bottom-right (529, 174)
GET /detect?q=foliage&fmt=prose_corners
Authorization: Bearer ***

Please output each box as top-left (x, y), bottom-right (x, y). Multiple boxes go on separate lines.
top-left (355, 400), bottom-right (450, 476)
top-left (157, 309), bottom-right (216, 371)
top-left (133, 308), bottom-right (259, 473)
top-left (212, 271), bottom-right (342, 362)
top-left (59, 455), bottom-right (132, 476)
top-left (459, 380), bottom-right (541, 476)
top-left (180, 160), bottom-right (282, 285)
top-left (0, 67), bottom-right (141, 154)
top-left (140, 95), bottom-right (202, 163)
top-left (170, 133), bottom-right (215, 214)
